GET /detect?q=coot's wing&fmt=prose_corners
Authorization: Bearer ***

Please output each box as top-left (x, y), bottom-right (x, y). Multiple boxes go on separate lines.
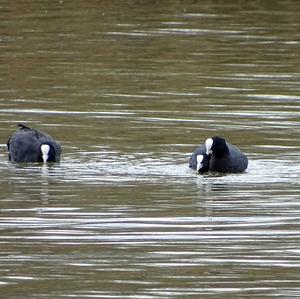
top-left (8, 130), bottom-right (41, 162)
top-left (227, 143), bottom-right (248, 172)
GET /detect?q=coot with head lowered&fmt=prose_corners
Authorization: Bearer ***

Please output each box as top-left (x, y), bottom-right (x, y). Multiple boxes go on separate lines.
top-left (7, 124), bottom-right (61, 163)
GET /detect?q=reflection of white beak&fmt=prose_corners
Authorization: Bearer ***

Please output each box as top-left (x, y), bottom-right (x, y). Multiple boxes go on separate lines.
top-left (41, 144), bottom-right (50, 163)
top-left (196, 155), bottom-right (203, 171)
top-left (205, 138), bottom-right (213, 155)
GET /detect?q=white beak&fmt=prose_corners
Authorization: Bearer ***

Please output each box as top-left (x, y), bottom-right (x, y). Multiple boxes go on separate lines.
top-left (205, 138), bottom-right (213, 155)
top-left (196, 155), bottom-right (204, 171)
top-left (41, 144), bottom-right (50, 163)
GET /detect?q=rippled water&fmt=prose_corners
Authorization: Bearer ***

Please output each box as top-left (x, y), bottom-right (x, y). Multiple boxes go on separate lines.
top-left (1, 1), bottom-right (300, 298)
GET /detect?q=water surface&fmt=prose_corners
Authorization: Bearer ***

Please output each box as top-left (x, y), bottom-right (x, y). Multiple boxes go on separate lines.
top-left (1, 1), bottom-right (300, 298)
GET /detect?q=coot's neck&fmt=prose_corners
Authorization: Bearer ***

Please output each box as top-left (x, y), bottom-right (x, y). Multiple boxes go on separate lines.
top-left (214, 145), bottom-right (229, 158)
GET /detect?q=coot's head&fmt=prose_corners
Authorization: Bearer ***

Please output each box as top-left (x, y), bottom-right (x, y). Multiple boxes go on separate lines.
top-left (205, 136), bottom-right (229, 158)
top-left (40, 143), bottom-right (56, 163)
top-left (196, 154), bottom-right (210, 173)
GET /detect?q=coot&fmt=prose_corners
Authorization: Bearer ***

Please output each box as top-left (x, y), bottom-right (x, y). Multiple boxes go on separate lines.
top-left (190, 136), bottom-right (248, 173)
top-left (7, 124), bottom-right (61, 163)
top-left (189, 144), bottom-right (211, 174)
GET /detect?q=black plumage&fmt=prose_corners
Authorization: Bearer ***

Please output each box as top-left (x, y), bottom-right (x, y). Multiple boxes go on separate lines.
top-left (7, 124), bottom-right (61, 163)
top-left (190, 136), bottom-right (248, 173)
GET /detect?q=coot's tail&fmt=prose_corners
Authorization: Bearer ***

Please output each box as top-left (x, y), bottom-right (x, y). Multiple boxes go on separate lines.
top-left (17, 123), bottom-right (31, 130)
